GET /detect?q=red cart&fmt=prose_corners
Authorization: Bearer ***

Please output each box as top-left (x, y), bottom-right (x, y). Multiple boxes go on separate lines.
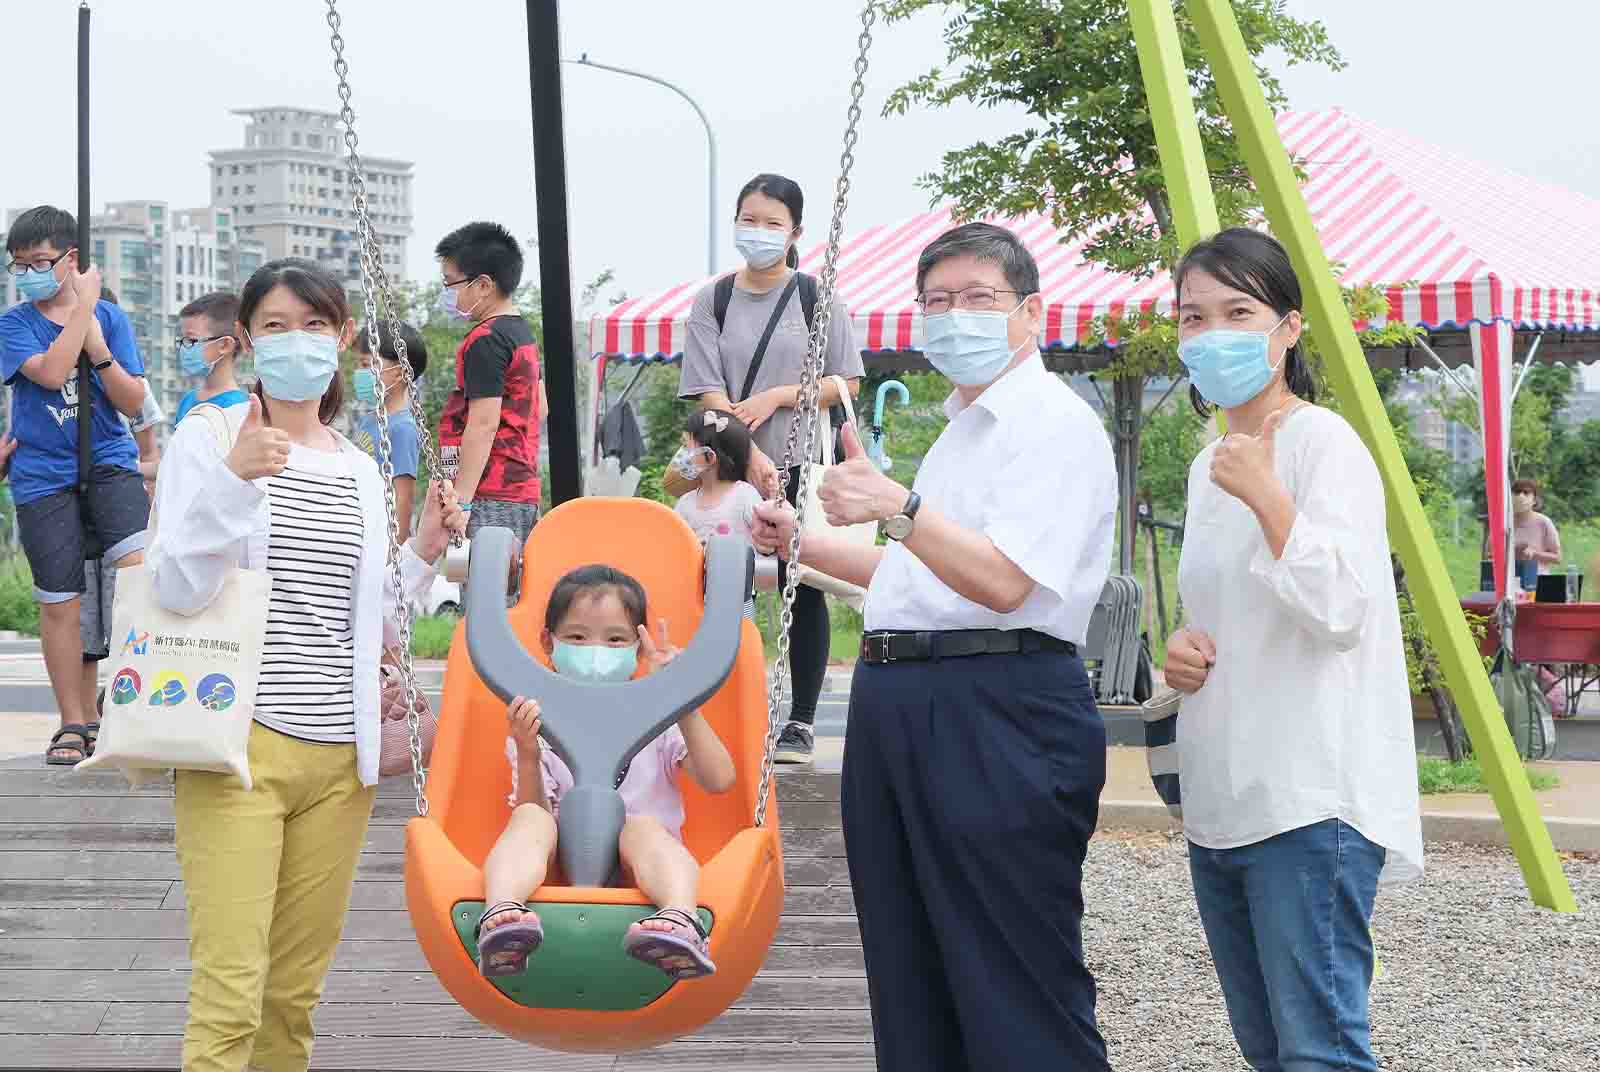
top-left (1460, 595), bottom-right (1600, 717)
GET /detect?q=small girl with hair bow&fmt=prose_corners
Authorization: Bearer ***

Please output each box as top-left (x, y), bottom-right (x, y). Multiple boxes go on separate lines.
top-left (670, 408), bottom-right (767, 619)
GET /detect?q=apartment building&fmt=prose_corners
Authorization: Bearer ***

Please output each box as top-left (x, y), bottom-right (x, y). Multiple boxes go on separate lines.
top-left (209, 106), bottom-right (414, 291)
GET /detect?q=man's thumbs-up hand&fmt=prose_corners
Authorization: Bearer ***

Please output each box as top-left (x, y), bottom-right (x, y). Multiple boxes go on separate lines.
top-left (818, 420), bottom-right (909, 527)
top-left (226, 394), bottom-right (292, 481)
top-left (838, 420), bottom-right (867, 462)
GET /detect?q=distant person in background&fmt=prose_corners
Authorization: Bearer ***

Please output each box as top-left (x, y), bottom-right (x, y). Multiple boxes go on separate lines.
top-left (677, 173), bottom-right (864, 764)
top-left (175, 291), bottom-right (248, 425)
top-left (434, 222), bottom-right (546, 559)
top-left (352, 321), bottom-right (427, 542)
top-left (2, 206), bottom-right (150, 766)
top-left (1512, 477), bottom-right (1561, 592)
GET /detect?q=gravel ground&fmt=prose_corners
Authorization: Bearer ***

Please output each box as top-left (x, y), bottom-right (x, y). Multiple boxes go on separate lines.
top-left (1084, 832), bottom-right (1600, 1072)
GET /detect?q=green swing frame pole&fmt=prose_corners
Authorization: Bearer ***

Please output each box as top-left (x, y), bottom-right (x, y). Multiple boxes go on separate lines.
top-left (1127, 0), bottom-right (1576, 912)
top-left (1127, 0), bottom-right (1218, 244)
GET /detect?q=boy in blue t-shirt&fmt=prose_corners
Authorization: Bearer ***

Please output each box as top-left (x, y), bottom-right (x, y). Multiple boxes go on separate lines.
top-left (174, 291), bottom-right (247, 425)
top-left (0, 206), bottom-right (151, 765)
top-left (352, 321), bottom-right (427, 540)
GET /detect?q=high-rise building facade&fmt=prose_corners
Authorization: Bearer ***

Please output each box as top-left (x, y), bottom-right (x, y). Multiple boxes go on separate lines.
top-left (208, 106), bottom-right (414, 291)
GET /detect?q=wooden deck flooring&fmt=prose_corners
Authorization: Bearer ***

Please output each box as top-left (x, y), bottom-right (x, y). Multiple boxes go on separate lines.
top-left (0, 757), bottom-right (873, 1071)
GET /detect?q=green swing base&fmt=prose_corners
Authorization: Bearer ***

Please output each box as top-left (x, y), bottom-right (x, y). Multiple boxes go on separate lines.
top-left (451, 900), bottom-right (715, 1012)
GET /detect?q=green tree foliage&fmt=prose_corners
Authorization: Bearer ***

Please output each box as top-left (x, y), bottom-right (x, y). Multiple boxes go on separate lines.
top-left (1548, 418), bottom-right (1600, 522)
top-left (880, 0), bottom-right (1345, 567)
top-left (634, 365), bottom-right (697, 504)
top-left (1136, 398), bottom-right (1204, 518)
top-left (880, 0), bottom-right (1343, 280)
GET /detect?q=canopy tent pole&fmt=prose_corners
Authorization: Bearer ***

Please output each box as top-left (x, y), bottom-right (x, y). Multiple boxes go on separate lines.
top-left (1412, 336), bottom-right (1481, 399)
top-left (1471, 321), bottom-right (1515, 601)
top-left (1508, 332), bottom-right (1544, 405)
top-left (527, 0), bottom-right (583, 504)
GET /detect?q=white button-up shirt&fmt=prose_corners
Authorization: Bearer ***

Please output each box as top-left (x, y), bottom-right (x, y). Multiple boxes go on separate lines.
top-left (863, 354), bottom-right (1116, 646)
top-left (1176, 405), bottom-right (1424, 883)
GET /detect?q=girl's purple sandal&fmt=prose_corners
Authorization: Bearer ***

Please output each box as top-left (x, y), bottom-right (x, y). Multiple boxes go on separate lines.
top-left (623, 907), bottom-right (716, 980)
top-left (476, 901), bottom-right (544, 977)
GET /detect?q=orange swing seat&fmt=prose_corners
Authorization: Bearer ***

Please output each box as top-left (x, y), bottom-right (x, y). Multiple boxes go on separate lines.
top-left (404, 497), bottom-right (783, 1052)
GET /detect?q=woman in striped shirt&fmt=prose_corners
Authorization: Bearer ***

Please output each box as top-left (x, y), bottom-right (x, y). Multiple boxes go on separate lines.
top-left (148, 259), bottom-right (466, 1072)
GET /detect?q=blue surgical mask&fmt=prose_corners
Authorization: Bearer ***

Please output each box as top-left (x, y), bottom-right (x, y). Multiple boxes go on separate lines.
top-left (440, 281), bottom-right (482, 322)
top-left (552, 641), bottom-right (639, 683)
top-left (734, 226), bottom-right (790, 270)
top-left (248, 330), bottom-right (340, 402)
top-left (1178, 314), bottom-right (1290, 409)
top-left (16, 266), bottom-right (62, 303)
top-left (921, 299), bottom-right (1031, 387)
top-left (178, 339), bottom-right (223, 378)
top-left (353, 367), bottom-right (380, 405)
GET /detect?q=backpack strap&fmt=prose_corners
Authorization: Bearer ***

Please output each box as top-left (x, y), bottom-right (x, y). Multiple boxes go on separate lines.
top-left (737, 274), bottom-right (803, 404)
top-left (712, 274), bottom-right (736, 333)
top-left (796, 272), bottom-right (818, 330)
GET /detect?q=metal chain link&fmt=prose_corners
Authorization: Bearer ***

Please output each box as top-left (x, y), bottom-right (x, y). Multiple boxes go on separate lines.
top-left (326, 0), bottom-right (435, 817)
top-left (755, 1), bottom-right (876, 827)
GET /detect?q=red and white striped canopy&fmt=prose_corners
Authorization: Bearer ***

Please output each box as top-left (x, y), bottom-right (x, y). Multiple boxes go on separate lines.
top-left (590, 107), bottom-right (1600, 360)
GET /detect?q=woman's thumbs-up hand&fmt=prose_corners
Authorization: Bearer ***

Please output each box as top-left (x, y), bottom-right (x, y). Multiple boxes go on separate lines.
top-left (225, 395), bottom-right (292, 482)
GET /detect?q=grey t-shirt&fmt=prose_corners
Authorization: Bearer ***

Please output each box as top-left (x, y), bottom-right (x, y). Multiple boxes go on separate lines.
top-left (677, 271), bottom-right (863, 464)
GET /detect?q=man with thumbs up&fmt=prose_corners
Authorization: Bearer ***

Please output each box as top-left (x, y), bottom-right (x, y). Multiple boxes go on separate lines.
top-left (753, 223), bottom-right (1117, 1071)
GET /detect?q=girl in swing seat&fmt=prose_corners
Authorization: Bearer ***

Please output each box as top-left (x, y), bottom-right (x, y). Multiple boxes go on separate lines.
top-left (476, 565), bottom-right (737, 981)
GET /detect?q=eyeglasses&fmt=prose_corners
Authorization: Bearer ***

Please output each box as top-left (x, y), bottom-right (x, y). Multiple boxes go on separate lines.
top-left (915, 286), bottom-right (1021, 315)
top-left (441, 275), bottom-right (478, 289)
top-left (5, 250), bottom-right (70, 276)
top-left (177, 334), bottom-right (231, 351)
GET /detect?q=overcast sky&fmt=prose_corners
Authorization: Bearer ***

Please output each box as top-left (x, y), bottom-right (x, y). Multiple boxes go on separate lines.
top-left (6, 1), bottom-right (1599, 312)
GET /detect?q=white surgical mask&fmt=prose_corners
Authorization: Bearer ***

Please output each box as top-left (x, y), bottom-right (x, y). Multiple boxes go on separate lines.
top-left (734, 227), bottom-right (790, 270)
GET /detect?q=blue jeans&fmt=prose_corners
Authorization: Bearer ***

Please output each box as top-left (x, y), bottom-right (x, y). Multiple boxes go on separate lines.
top-left (1188, 819), bottom-right (1387, 1072)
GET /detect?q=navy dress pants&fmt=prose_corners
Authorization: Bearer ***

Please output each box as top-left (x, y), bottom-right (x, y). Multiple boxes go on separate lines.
top-left (842, 650), bottom-right (1110, 1071)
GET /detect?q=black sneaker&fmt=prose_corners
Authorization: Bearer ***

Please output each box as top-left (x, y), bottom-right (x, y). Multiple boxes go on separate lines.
top-left (774, 721), bottom-right (814, 764)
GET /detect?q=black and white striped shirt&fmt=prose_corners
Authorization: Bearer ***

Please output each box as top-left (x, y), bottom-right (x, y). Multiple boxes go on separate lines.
top-left (253, 445), bottom-right (364, 744)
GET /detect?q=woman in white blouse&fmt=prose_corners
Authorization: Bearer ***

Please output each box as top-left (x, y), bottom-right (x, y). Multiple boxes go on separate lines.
top-left (1163, 228), bottom-right (1422, 1072)
top-left (150, 258), bottom-right (465, 1072)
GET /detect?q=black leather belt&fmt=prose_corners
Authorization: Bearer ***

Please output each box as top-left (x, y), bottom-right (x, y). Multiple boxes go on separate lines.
top-left (859, 628), bottom-right (1076, 665)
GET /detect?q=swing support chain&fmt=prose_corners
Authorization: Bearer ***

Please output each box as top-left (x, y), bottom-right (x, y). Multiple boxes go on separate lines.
top-left (326, 0), bottom-right (442, 817)
top-left (754, 1), bottom-right (876, 828)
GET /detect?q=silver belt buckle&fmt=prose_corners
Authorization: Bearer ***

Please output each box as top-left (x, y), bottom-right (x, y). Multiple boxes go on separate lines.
top-left (865, 632), bottom-right (895, 664)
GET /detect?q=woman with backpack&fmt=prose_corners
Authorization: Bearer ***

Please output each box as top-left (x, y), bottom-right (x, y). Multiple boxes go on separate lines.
top-left (676, 173), bottom-right (863, 764)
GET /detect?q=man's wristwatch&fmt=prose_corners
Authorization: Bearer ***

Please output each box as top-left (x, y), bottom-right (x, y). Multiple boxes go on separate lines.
top-left (92, 357), bottom-right (114, 372)
top-left (881, 491), bottom-right (921, 542)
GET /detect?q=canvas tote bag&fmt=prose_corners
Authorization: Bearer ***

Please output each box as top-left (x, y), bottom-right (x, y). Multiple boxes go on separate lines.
top-left (79, 403), bottom-right (272, 789)
top-left (792, 376), bottom-right (878, 611)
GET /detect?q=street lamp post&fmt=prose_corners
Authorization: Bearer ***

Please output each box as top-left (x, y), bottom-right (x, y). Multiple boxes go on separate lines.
top-left (566, 54), bottom-right (718, 277)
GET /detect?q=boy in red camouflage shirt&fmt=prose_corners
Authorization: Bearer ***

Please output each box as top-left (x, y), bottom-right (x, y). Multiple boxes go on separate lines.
top-left (434, 222), bottom-right (546, 571)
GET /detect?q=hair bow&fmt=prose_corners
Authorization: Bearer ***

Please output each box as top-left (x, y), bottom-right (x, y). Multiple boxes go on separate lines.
top-left (704, 411), bottom-right (730, 433)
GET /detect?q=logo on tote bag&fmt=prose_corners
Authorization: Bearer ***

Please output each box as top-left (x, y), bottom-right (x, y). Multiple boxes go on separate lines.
top-left (197, 673), bottom-right (238, 713)
top-left (121, 627), bottom-right (150, 656)
top-left (110, 668), bottom-right (142, 706)
top-left (149, 671), bottom-right (190, 707)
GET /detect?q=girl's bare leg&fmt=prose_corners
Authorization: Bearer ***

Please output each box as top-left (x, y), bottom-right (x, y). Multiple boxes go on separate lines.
top-left (619, 815), bottom-right (700, 931)
top-left (482, 803), bottom-right (557, 931)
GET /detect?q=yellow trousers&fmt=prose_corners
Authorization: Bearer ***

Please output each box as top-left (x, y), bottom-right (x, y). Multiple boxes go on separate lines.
top-left (174, 721), bottom-right (376, 1072)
